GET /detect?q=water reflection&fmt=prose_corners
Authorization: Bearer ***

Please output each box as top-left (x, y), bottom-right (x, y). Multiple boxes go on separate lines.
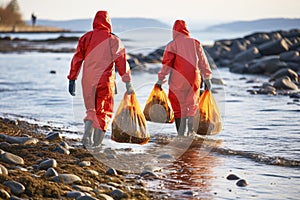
top-left (163, 138), bottom-right (222, 199)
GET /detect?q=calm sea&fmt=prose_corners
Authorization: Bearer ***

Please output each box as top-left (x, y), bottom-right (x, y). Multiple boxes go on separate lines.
top-left (0, 28), bottom-right (299, 199)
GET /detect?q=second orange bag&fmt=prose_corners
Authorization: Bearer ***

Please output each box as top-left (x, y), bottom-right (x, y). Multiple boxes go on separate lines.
top-left (112, 93), bottom-right (150, 145)
top-left (143, 85), bottom-right (174, 123)
top-left (194, 90), bottom-right (222, 135)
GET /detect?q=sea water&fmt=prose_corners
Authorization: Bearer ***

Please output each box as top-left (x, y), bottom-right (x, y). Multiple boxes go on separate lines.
top-left (0, 29), bottom-right (299, 199)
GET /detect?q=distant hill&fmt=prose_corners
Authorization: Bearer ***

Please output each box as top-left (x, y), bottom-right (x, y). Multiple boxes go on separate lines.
top-left (204, 18), bottom-right (300, 32)
top-left (28, 18), bottom-right (169, 32)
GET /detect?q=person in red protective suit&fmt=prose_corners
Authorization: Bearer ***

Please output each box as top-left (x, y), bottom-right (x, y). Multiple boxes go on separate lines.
top-left (67, 11), bottom-right (134, 147)
top-left (156, 20), bottom-right (212, 136)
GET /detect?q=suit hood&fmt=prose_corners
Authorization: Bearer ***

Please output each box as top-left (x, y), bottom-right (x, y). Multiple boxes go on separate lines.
top-left (93, 10), bottom-right (112, 32)
top-left (173, 20), bottom-right (190, 39)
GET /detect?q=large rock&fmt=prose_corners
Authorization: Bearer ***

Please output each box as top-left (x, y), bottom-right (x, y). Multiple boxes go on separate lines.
top-left (233, 47), bottom-right (261, 63)
top-left (230, 63), bottom-right (247, 74)
top-left (258, 39), bottom-right (291, 56)
top-left (244, 32), bottom-right (271, 45)
top-left (273, 76), bottom-right (298, 90)
top-left (269, 68), bottom-right (298, 82)
top-left (279, 51), bottom-right (300, 63)
top-left (261, 58), bottom-right (288, 75)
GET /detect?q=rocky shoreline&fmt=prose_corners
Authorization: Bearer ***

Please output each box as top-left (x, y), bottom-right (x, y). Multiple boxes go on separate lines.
top-left (1, 28), bottom-right (299, 100)
top-left (0, 117), bottom-right (165, 200)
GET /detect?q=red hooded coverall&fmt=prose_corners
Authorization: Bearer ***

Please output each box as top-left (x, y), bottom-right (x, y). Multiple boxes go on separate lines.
top-left (158, 20), bottom-right (212, 118)
top-left (67, 11), bottom-right (131, 131)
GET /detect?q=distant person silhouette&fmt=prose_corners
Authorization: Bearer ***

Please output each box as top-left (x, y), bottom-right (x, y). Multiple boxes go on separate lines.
top-left (31, 13), bottom-right (37, 26)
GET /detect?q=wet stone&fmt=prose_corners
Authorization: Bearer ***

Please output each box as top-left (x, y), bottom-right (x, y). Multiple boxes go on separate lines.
top-left (4, 180), bottom-right (25, 195)
top-left (72, 184), bottom-right (93, 192)
top-left (38, 158), bottom-right (57, 170)
top-left (97, 193), bottom-right (114, 200)
top-left (110, 189), bottom-right (127, 199)
top-left (86, 169), bottom-right (99, 176)
top-left (183, 190), bottom-right (199, 196)
top-left (45, 167), bottom-right (58, 177)
top-left (52, 173), bottom-right (82, 184)
top-left (157, 154), bottom-right (173, 160)
top-left (0, 188), bottom-right (10, 199)
top-left (226, 174), bottom-right (240, 180)
top-left (106, 168), bottom-right (118, 176)
top-left (9, 196), bottom-right (26, 200)
top-left (66, 191), bottom-right (85, 199)
top-left (53, 145), bottom-right (70, 155)
top-left (79, 161), bottom-right (91, 167)
top-left (5, 135), bottom-right (39, 145)
top-left (0, 164), bottom-right (8, 175)
top-left (77, 196), bottom-right (98, 200)
top-left (59, 141), bottom-right (71, 149)
top-left (0, 152), bottom-right (24, 165)
top-left (140, 170), bottom-right (159, 178)
top-left (45, 131), bottom-right (62, 141)
top-left (236, 179), bottom-right (248, 187)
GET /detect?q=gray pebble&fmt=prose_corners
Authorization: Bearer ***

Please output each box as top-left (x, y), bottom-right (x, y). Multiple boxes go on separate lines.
top-left (5, 135), bottom-right (39, 145)
top-left (66, 191), bottom-right (85, 199)
top-left (0, 188), bottom-right (10, 199)
top-left (226, 174), bottom-right (240, 180)
top-left (106, 168), bottom-right (117, 176)
top-left (53, 145), bottom-right (70, 155)
top-left (236, 179), bottom-right (248, 187)
top-left (157, 154), bottom-right (173, 159)
top-left (0, 164), bottom-right (8, 175)
top-left (110, 189), bottom-right (127, 199)
top-left (79, 161), bottom-right (91, 167)
top-left (0, 152), bottom-right (24, 165)
top-left (86, 169), bottom-right (99, 176)
top-left (97, 194), bottom-right (114, 200)
top-left (4, 180), bottom-right (25, 195)
top-left (140, 170), bottom-right (159, 178)
top-left (45, 131), bottom-right (62, 141)
top-left (76, 195), bottom-right (98, 200)
top-left (38, 159), bottom-right (57, 170)
top-left (52, 173), bottom-right (82, 184)
top-left (72, 184), bottom-right (93, 192)
top-left (183, 190), bottom-right (198, 196)
top-left (45, 167), bottom-right (58, 177)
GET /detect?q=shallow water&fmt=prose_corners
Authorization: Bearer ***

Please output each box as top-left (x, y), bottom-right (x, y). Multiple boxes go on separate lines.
top-left (0, 31), bottom-right (300, 199)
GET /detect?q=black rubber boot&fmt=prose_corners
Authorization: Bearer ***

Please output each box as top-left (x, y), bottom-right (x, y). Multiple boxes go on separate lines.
top-left (93, 128), bottom-right (105, 147)
top-left (82, 120), bottom-right (93, 147)
top-left (187, 117), bottom-right (195, 136)
top-left (175, 118), bottom-right (186, 136)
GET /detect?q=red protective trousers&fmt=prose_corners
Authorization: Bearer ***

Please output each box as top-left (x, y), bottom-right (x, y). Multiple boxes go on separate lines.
top-left (67, 11), bottom-right (131, 131)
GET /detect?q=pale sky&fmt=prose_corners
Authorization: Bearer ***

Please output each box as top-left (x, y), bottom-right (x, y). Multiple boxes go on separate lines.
top-left (2, 0), bottom-right (300, 24)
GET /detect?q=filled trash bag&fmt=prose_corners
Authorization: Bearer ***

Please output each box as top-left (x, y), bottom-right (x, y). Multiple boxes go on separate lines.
top-left (143, 85), bottom-right (174, 123)
top-left (112, 92), bottom-right (150, 144)
top-left (194, 90), bottom-right (222, 135)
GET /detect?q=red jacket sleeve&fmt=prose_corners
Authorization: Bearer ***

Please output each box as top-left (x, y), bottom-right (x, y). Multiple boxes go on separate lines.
top-left (197, 42), bottom-right (212, 80)
top-left (158, 42), bottom-right (176, 80)
top-left (110, 36), bottom-right (131, 82)
top-left (67, 35), bottom-right (88, 80)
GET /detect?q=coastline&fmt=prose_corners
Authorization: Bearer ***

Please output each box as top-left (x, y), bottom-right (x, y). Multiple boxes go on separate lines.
top-left (0, 25), bottom-right (70, 33)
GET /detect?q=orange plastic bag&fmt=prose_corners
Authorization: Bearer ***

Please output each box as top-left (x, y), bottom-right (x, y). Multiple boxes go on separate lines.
top-left (143, 85), bottom-right (174, 123)
top-left (112, 92), bottom-right (150, 144)
top-left (194, 90), bottom-right (222, 135)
